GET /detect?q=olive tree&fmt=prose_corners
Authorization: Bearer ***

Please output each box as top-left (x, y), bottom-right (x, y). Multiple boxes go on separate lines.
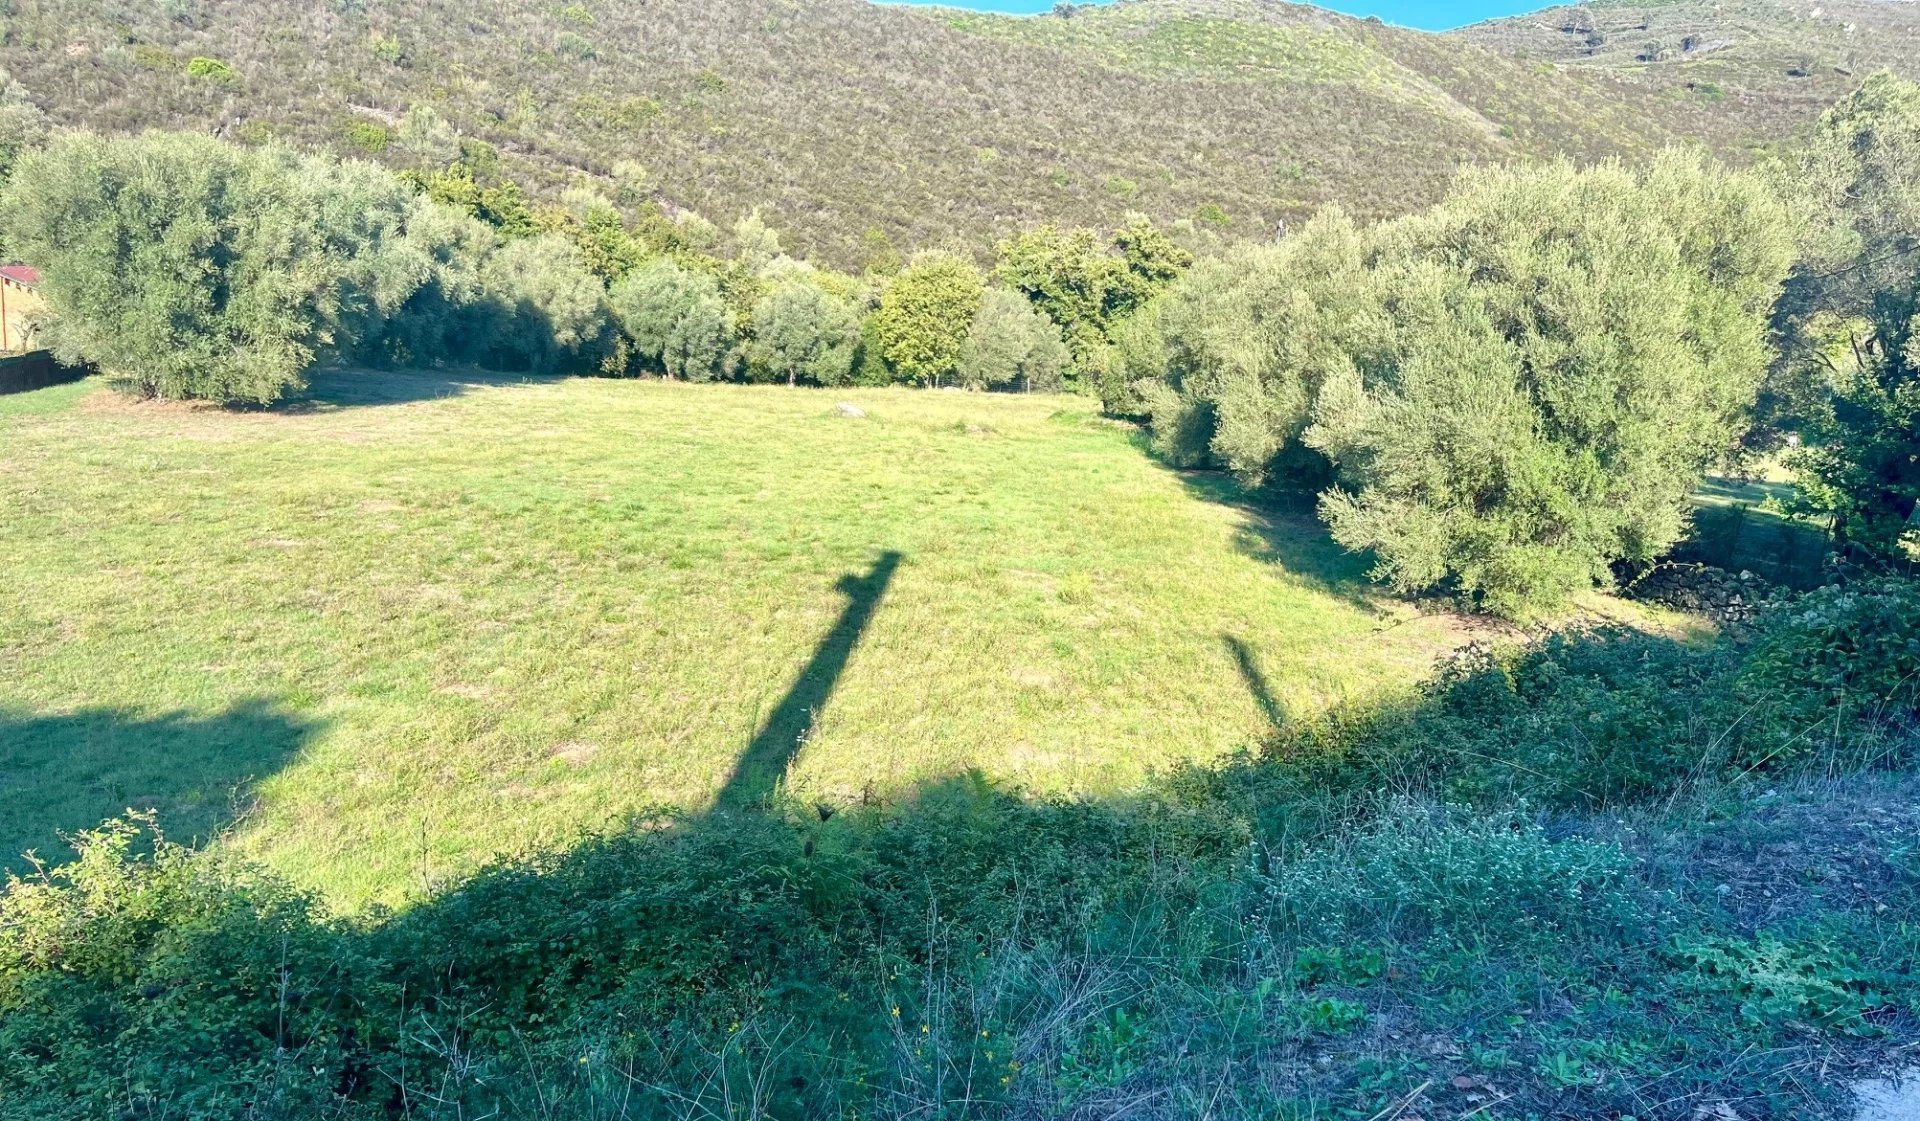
top-left (609, 258), bottom-right (735, 381)
top-left (477, 233), bottom-right (609, 375)
top-left (1779, 74), bottom-right (1920, 562)
top-left (746, 280), bottom-right (861, 386)
top-left (1310, 155), bottom-right (1798, 615)
top-left (1136, 155), bottom-right (1798, 616)
top-left (956, 287), bottom-right (1070, 392)
top-left (1, 132), bottom-right (388, 403)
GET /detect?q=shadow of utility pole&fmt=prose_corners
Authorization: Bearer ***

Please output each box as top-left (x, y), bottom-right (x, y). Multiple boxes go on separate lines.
top-left (715, 551), bottom-right (903, 810)
top-left (1222, 634), bottom-right (1286, 731)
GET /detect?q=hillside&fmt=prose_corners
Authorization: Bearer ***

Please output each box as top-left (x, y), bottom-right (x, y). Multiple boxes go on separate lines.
top-left (1461, 0), bottom-right (1920, 145)
top-left (6, 0), bottom-right (1910, 266)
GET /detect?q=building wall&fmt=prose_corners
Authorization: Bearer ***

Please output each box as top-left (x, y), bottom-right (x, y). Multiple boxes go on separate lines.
top-left (1, 278), bottom-right (46, 353)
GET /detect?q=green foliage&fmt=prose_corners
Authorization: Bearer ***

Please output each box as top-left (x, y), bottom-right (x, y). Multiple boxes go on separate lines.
top-left (0, 132), bottom-right (402, 403)
top-left (745, 280), bottom-right (862, 386)
top-left (0, 68), bottom-right (48, 182)
top-left (1260, 804), bottom-right (1647, 946)
top-left (1738, 578), bottom-right (1920, 741)
top-left (409, 162), bottom-right (538, 236)
top-left (184, 56), bottom-right (237, 84)
top-left (993, 216), bottom-right (1189, 377)
top-left (538, 191), bottom-right (645, 281)
top-left (1138, 156), bottom-right (1798, 616)
top-left (1779, 74), bottom-right (1920, 563)
top-left (370, 35), bottom-right (406, 66)
top-left (1667, 935), bottom-right (1891, 1036)
top-left (1314, 156), bottom-right (1798, 616)
top-left (373, 196), bottom-right (500, 366)
top-left (341, 119), bottom-right (392, 153)
top-left (478, 233), bottom-right (609, 374)
top-left (875, 251), bottom-right (984, 387)
top-left (957, 288), bottom-right (1070, 392)
top-left (609, 258), bottom-right (734, 381)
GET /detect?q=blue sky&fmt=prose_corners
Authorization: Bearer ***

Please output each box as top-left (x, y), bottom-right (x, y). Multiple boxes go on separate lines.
top-left (879, 0), bottom-right (1548, 31)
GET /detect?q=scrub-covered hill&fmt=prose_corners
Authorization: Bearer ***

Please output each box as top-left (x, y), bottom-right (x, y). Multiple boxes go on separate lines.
top-left (8, 0), bottom-right (1909, 266)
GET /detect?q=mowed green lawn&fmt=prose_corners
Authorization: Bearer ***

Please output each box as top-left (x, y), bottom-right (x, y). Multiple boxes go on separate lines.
top-left (3, 371), bottom-right (1489, 909)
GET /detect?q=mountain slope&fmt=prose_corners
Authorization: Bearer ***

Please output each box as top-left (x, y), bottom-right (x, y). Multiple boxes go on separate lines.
top-left (0, 0), bottom-right (1913, 265)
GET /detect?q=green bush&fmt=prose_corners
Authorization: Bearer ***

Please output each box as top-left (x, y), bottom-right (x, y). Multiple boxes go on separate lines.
top-left (184, 56), bottom-right (238, 84)
top-left (478, 233), bottom-right (610, 374)
top-left (341, 119), bottom-right (391, 153)
top-left (1136, 156), bottom-right (1800, 617)
top-left (874, 251), bottom-right (984, 387)
top-left (1738, 578), bottom-right (1920, 746)
top-left (609, 257), bottom-right (736, 381)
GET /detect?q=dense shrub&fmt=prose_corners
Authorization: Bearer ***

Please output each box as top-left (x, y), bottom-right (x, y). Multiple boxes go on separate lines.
top-left (1738, 577), bottom-right (1920, 744)
top-left (371, 196), bottom-right (500, 366)
top-left (1258, 803), bottom-right (1648, 947)
top-left (956, 287), bottom-right (1071, 392)
top-left (1778, 74), bottom-right (1920, 562)
top-left (745, 279), bottom-right (862, 386)
top-left (0, 67), bottom-right (47, 181)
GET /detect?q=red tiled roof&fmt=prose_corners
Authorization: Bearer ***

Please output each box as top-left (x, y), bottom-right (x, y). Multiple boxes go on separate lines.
top-left (0, 264), bottom-right (41, 287)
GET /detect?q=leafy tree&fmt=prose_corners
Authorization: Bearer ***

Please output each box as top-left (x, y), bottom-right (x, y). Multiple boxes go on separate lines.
top-left (995, 225), bottom-right (1126, 345)
top-left (850, 312), bottom-right (895, 386)
top-left (1790, 291), bottom-right (1920, 563)
top-left (1310, 156), bottom-right (1797, 615)
top-left (874, 251), bottom-right (984, 387)
top-left (747, 281), bottom-right (862, 386)
top-left (539, 188), bottom-right (645, 282)
top-left (1136, 156), bottom-right (1798, 616)
top-left (995, 217), bottom-right (1189, 378)
top-left (1778, 74), bottom-right (1920, 562)
top-left (1136, 209), bottom-right (1381, 478)
top-left (1112, 212), bottom-right (1193, 305)
top-left (376, 196), bottom-right (500, 366)
top-left (478, 233), bottom-right (609, 374)
top-left (957, 288), bottom-right (1070, 392)
top-left (0, 132), bottom-right (393, 403)
top-left (0, 68), bottom-right (48, 182)
top-left (609, 258), bottom-right (735, 381)
top-left (409, 163), bottom-right (538, 236)
top-left (1783, 73), bottom-right (1920, 326)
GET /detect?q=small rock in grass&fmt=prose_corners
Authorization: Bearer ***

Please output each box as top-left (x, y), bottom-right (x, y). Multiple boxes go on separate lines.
top-left (834, 402), bottom-right (866, 418)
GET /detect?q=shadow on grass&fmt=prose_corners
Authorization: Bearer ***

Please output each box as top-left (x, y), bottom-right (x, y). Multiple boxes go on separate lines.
top-left (11, 615), bottom-right (1918, 1120)
top-left (291, 366), bottom-right (561, 410)
top-left (0, 698), bottom-right (319, 871)
top-left (717, 551), bottom-right (903, 809)
top-left (1695, 476), bottom-right (1800, 508)
top-left (1223, 634), bottom-right (1287, 732)
top-left (1146, 446), bottom-right (1380, 611)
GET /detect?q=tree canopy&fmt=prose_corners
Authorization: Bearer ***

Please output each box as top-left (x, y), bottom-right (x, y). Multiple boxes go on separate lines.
top-left (1134, 155), bottom-right (1798, 615)
top-left (1, 132), bottom-right (396, 403)
top-left (874, 252), bottom-right (984, 387)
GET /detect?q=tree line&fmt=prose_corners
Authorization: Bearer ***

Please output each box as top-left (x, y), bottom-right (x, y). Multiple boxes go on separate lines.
top-left (0, 77), bottom-right (1913, 618)
top-left (0, 106), bottom-right (1192, 404)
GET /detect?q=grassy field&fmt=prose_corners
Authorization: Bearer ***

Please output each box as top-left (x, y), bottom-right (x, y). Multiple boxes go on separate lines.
top-left (0, 371), bottom-right (1514, 909)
